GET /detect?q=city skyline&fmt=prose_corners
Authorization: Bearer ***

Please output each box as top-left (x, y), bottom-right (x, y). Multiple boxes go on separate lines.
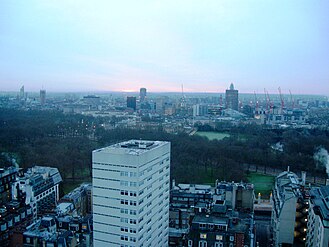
top-left (1, 1), bottom-right (329, 95)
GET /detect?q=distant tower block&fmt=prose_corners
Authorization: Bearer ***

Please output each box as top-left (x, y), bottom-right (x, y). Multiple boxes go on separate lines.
top-left (127, 96), bottom-right (137, 111)
top-left (140, 88), bottom-right (147, 102)
top-left (225, 83), bottom-right (239, 111)
top-left (20, 85), bottom-right (25, 100)
top-left (40, 89), bottom-right (46, 105)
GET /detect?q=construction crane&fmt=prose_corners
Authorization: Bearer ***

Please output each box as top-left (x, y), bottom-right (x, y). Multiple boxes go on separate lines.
top-left (264, 88), bottom-right (272, 113)
top-left (278, 87), bottom-right (284, 110)
top-left (264, 88), bottom-right (268, 111)
top-left (289, 89), bottom-right (295, 109)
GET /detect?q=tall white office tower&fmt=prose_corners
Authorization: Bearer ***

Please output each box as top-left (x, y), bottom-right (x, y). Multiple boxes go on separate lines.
top-left (92, 140), bottom-right (170, 247)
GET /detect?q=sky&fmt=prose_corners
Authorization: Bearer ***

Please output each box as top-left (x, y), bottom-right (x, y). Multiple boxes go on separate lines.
top-left (0, 0), bottom-right (329, 95)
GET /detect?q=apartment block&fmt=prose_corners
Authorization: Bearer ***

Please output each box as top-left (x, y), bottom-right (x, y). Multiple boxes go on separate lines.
top-left (92, 140), bottom-right (170, 247)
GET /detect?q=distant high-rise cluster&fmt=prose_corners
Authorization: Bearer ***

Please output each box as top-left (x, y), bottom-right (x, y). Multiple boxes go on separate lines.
top-left (225, 83), bottom-right (239, 111)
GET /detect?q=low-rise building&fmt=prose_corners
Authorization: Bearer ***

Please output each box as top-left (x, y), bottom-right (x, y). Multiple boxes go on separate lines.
top-left (271, 170), bottom-right (309, 246)
top-left (306, 185), bottom-right (329, 247)
top-left (12, 166), bottom-right (62, 217)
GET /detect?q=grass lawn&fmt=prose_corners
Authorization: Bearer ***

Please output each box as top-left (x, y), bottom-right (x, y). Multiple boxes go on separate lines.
top-left (247, 172), bottom-right (274, 198)
top-left (195, 131), bottom-right (230, 141)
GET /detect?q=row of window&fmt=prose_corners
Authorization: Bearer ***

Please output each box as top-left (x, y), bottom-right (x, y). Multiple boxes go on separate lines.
top-left (120, 181), bottom-right (137, 187)
top-left (120, 209), bottom-right (136, 215)
top-left (200, 234), bottom-right (234, 242)
top-left (93, 162), bottom-right (135, 169)
top-left (120, 171), bottom-right (137, 177)
top-left (120, 227), bottom-right (136, 233)
top-left (35, 187), bottom-right (56, 200)
top-left (120, 235), bottom-right (136, 242)
top-left (120, 218), bottom-right (137, 224)
top-left (120, 200), bottom-right (137, 206)
top-left (120, 190), bottom-right (137, 197)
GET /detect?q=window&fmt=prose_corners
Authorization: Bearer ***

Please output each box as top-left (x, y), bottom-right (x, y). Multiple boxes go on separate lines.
top-left (130, 191), bottom-right (137, 197)
top-left (120, 171), bottom-right (128, 177)
top-left (215, 243), bottom-right (223, 247)
top-left (121, 209), bottom-right (128, 214)
top-left (130, 237), bottom-right (136, 242)
top-left (129, 172), bottom-right (137, 177)
top-left (121, 227), bottom-right (128, 232)
top-left (121, 199), bottom-right (129, 205)
top-left (188, 240), bottom-right (193, 247)
top-left (120, 235), bottom-right (128, 241)
top-left (130, 201), bottom-right (137, 206)
top-left (130, 210), bottom-right (137, 215)
top-left (199, 223), bottom-right (207, 229)
top-left (121, 190), bottom-right (128, 196)
top-left (230, 236), bottom-right (234, 242)
top-left (130, 182), bottom-right (137, 187)
top-left (121, 218), bottom-right (128, 223)
top-left (139, 189), bottom-right (144, 195)
top-left (216, 235), bottom-right (223, 241)
top-left (130, 228), bottom-right (136, 233)
top-left (200, 233), bottom-right (207, 239)
top-left (130, 219), bottom-right (137, 224)
top-left (120, 181), bottom-right (128, 186)
top-left (199, 240), bottom-right (207, 247)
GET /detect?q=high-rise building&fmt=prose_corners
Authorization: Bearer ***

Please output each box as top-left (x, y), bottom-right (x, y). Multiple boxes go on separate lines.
top-left (306, 185), bottom-right (329, 247)
top-left (40, 89), bottom-right (46, 105)
top-left (140, 88), bottom-right (147, 102)
top-left (225, 83), bottom-right (239, 111)
top-left (127, 96), bottom-right (137, 111)
top-left (19, 85), bottom-right (24, 100)
top-left (92, 140), bottom-right (171, 247)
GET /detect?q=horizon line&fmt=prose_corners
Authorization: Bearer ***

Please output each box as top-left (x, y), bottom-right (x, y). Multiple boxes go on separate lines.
top-left (0, 90), bottom-right (327, 97)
